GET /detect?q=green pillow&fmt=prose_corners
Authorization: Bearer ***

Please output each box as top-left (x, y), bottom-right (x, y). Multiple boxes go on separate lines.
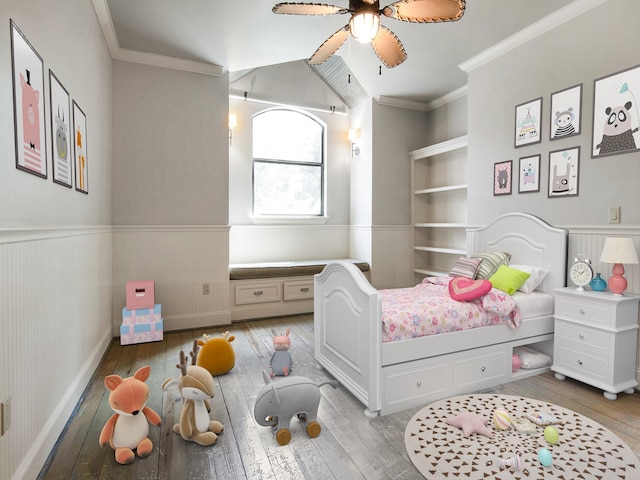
top-left (489, 265), bottom-right (531, 295)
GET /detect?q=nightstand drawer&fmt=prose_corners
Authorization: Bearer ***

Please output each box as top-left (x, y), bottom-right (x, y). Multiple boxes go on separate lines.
top-left (555, 295), bottom-right (611, 327)
top-left (234, 282), bottom-right (281, 305)
top-left (555, 321), bottom-right (609, 356)
top-left (554, 346), bottom-right (608, 382)
top-left (283, 280), bottom-right (314, 301)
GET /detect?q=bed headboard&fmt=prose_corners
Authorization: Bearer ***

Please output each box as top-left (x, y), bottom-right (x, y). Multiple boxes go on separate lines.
top-left (467, 213), bottom-right (568, 295)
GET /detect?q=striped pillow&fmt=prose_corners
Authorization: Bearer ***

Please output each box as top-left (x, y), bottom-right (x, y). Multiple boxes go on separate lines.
top-left (449, 256), bottom-right (483, 279)
top-left (471, 252), bottom-right (512, 279)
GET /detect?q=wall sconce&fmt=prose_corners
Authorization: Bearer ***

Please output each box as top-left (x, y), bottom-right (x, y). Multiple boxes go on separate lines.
top-left (228, 113), bottom-right (237, 146)
top-left (348, 128), bottom-right (360, 157)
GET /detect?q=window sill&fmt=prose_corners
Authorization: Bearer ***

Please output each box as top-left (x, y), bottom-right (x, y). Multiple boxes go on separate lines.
top-left (250, 216), bottom-right (329, 225)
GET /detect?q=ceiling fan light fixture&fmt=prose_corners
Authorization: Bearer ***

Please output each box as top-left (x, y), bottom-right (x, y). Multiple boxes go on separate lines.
top-left (349, 12), bottom-right (380, 43)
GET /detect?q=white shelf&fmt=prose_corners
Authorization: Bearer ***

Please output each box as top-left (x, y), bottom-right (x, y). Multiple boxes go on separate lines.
top-left (414, 184), bottom-right (468, 195)
top-left (414, 246), bottom-right (466, 255)
top-left (413, 268), bottom-right (449, 277)
top-left (409, 135), bottom-right (468, 160)
top-left (414, 223), bottom-right (467, 228)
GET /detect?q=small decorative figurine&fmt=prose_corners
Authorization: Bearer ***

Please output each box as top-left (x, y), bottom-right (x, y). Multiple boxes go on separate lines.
top-left (270, 328), bottom-right (293, 377)
top-left (498, 454), bottom-right (522, 471)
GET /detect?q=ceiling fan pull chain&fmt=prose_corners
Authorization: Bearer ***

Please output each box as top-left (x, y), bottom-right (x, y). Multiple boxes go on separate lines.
top-left (243, 91), bottom-right (248, 101)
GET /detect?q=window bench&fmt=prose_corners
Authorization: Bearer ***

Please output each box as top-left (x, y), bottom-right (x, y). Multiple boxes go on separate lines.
top-left (229, 259), bottom-right (369, 321)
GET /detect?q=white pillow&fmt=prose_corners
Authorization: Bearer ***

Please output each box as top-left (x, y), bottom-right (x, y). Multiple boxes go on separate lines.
top-left (509, 264), bottom-right (549, 294)
top-left (513, 346), bottom-right (551, 369)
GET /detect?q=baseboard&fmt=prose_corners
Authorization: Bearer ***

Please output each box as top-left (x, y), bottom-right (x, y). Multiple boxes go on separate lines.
top-left (110, 310), bottom-right (233, 337)
top-left (12, 326), bottom-right (112, 480)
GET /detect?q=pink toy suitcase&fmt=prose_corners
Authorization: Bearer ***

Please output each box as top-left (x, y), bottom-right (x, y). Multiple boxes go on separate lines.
top-left (125, 280), bottom-right (155, 310)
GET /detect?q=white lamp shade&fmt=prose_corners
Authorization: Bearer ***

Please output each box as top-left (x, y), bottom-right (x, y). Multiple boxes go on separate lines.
top-left (600, 237), bottom-right (639, 264)
top-left (228, 113), bottom-right (237, 130)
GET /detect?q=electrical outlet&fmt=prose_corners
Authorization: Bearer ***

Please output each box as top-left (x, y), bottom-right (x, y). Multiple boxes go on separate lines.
top-left (203, 283), bottom-right (210, 295)
top-left (1, 396), bottom-right (11, 436)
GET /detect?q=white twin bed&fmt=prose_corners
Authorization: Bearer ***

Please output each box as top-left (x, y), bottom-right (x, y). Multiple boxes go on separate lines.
top-left (314, 213), bottom-right (568, 417)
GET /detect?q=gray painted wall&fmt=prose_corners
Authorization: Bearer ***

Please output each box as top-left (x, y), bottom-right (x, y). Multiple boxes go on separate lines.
top-left (467, 0), bottom-right (640, 227)
top-left (112, 61), bottom-right (229, 225)
top-left (0, 1), bottom-right (113, 225)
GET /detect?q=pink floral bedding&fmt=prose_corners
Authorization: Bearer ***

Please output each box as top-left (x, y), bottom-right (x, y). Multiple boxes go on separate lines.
top-left (380, 277), bottom-right (522, 343)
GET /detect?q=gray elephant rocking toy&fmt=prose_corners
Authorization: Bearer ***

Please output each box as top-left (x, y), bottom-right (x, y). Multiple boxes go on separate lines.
top-left (253, 371), bottom-right (337, 445)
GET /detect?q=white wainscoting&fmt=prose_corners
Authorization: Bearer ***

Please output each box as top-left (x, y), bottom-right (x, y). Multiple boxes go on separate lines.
top-left (112, 226), bottom-right (231, 333)
top-left (0, 226), bottom-right (113, 480)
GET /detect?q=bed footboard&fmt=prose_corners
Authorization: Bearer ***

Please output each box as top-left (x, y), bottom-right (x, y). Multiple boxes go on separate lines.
top-left (314, 261), bottom-right (382, 417)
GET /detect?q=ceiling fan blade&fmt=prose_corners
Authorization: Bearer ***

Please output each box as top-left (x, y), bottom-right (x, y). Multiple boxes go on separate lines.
top-left (382, 0), bottom-right (465, 23)
top-left (371, 25), bottom-right (407, 68)
top-left (309, 27), bottom-right (350, 65)
top-left (273, 3), bottom-right (348, 15)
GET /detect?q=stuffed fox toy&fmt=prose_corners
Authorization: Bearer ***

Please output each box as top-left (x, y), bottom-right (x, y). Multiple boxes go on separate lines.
top-left (163, 340), bottom-right (224, 446)
top-left (99, 366), bottom-right (162, 465)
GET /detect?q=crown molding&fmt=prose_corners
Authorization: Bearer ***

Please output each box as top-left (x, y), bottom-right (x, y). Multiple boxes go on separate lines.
top-left (91, 0), bottom-right (224, 77)
top-left (377, 85), bottom-right (468, 112)
top-left (459, 0), bottom-right (609, 73)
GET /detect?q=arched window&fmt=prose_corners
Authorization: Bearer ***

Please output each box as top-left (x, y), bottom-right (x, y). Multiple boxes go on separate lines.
top-left (252, 108), bottom-right (325, 216)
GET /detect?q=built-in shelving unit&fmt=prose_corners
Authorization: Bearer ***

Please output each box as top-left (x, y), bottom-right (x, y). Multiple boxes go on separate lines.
top-left (410, 135), bottom-right (468, 282)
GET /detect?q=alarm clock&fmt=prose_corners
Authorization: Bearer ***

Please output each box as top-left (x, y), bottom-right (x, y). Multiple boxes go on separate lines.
top-left (569, 256), bottom-right (593, 291)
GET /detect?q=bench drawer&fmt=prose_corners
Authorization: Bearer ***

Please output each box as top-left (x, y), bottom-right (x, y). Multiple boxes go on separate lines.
top-left (234, 282), bottom-right (281, 305)
top-left (283, 280), bottom-right (314, 301)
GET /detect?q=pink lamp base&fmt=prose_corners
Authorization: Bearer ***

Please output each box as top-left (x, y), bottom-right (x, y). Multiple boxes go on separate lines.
top-left (608, 263), bottom-right (628, 295)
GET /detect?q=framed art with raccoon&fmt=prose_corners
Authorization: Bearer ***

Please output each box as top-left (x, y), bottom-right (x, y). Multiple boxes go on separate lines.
top-left (592, 64), bottom-right (640, 158)
top-left (548, 147), bottom-right (579, 198)
top-left (550, 84), bottom-right (582, 141)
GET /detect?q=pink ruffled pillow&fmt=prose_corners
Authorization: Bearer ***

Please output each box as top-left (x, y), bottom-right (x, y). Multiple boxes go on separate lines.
top-left (448, 276), bottom-right (492, 301)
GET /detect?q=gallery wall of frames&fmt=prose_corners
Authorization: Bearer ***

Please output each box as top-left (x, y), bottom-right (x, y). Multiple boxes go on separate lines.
top-left (10, 19), bottom-right (88, 194)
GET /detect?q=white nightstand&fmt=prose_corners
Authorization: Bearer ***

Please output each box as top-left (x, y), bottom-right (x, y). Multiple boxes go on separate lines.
top-left (551, 287), bottom-right (640, 400)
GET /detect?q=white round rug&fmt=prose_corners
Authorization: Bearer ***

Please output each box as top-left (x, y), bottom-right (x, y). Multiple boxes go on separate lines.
top-left (405, 394), bottom-right (640, 479)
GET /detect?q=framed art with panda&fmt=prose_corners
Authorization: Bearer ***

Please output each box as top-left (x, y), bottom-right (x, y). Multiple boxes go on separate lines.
top-left (550, 84), bottom-right (582, 141)
top-left (592, 64), bottom-right (640, 158)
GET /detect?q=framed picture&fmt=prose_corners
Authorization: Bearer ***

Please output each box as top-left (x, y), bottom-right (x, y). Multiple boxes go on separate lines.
top-left (49, 71), bottom-right (72, 188)
top-left (73, 101), bottom-right (88, 194)
top-left (515, 97), bottom-right (542, 148)
top-left (518, 154), bottom-right (540, 193)
top-left (10, 19), bottom-right (47, 178)
top-left (592, 64), bottom-right (640, 158)
top-left (493, 160), bottom-right (512, 196)
top-left (548, 146), bottom-right (580, 198)
top-left (550, 84), bottom-right (582, 140)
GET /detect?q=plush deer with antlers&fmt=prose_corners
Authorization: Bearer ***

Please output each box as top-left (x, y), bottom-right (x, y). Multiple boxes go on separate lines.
top-left (163, 340), bottom-right (224, 446)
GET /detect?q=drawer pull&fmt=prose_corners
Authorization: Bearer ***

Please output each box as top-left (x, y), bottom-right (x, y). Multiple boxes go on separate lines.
top-left (579, 309), bottom-right (585, 314)
top-left (300, 287), bottom-right (310, 292)
top-left (416, 381), bottom-right (422, 388)
top-left (578, 359), bottom-right (583, 366)
top-left (254, 290), bottom-right (264, 296)
top-left (480, 366), bottom-right (486, 372)
top-left (579, 333), bottom-right (585, 339)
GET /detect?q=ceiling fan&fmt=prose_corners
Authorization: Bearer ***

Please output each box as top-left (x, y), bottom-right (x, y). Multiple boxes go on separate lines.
top-left (272, 0), bottom-right (466, 68)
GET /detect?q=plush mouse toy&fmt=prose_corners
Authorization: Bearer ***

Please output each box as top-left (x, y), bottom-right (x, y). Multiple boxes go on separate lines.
top-left (270, 328), bottom-right (293, 377)
top-left (99, 366), bottom-right (162, 465)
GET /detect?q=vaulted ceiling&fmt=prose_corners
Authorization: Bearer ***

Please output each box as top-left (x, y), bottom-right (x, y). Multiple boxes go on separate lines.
top-left (94, 0), bottom-right (594, 107)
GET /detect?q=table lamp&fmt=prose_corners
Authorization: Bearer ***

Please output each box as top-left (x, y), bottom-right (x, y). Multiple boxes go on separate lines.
top-left (599, 237), bottom-right (638, 295)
